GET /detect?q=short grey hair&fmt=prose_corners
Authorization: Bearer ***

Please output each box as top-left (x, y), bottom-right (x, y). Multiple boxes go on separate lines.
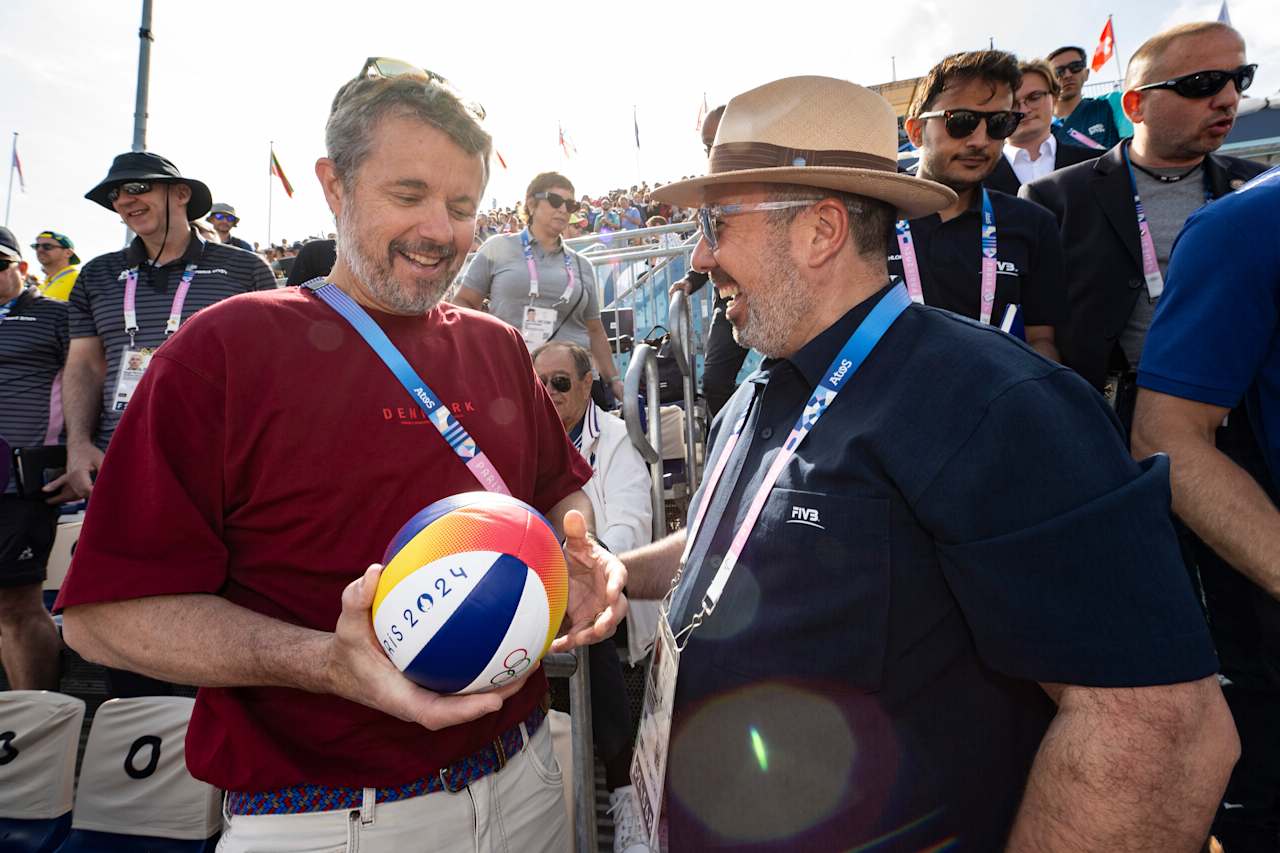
top-left (531, 341), bottom-right (593, 379)
top-left (764, 185), bottom-right (895, 262)
top-left (326, 75), bottom-right (493, 191)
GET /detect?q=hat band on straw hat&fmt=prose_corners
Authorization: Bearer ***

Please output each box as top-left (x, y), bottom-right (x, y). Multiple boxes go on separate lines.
top-left (710, 142), bottom-right (896, 175)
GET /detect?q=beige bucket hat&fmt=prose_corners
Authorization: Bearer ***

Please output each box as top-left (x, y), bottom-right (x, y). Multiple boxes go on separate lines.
top-left (653, 76), bottom-right (954, 219)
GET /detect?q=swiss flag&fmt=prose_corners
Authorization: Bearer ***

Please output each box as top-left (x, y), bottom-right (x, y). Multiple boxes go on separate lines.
top-left (1091, 17), bottom-right (1115, 72)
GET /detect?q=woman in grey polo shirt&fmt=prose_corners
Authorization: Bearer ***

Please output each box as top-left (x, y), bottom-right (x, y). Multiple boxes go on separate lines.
top-left (456, 172), bottom-right (623, 401)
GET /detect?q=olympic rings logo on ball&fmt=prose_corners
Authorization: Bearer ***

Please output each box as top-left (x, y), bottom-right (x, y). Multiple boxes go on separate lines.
top-left (490, 648), bottom-right (532, 685)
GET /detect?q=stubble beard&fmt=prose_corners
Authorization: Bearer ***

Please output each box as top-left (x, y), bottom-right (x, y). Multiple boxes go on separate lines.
top-left (730, 236), bottom-right (810, 358)
top-left (337, 201), bottom-right (461, 316)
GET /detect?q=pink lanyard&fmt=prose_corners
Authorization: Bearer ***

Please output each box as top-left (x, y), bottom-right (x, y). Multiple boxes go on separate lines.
top-left (894, 188), bottom-right (998, 325)
top-left (1065, 127), bottom-right (1106, 150)
top-left (520, 230), bottom-right (576, 304)
top-left (123, 264), bottom-right (198, 346)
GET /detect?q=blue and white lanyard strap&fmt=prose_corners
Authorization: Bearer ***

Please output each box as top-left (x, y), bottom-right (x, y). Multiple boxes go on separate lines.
top-left (0, 296), bottom-right (18, 322)
top-left (305, 280), bottom-right (512, 496)
top-left (894, 189), bottom-right (998, 325)
top-left (1121, 142), bottom-right (1215, 301)
top-left (520, 229), bottom-right (576, 304)
top-left (124, 263), bottom-right (199, 346)
top-left (665, 283), bottom-right (912, 647)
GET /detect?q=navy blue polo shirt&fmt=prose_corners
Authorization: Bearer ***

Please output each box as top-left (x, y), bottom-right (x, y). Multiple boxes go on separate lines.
top-left (887, 189), bottom-right (1068, 330)
top-left (665, 284), bottom-right (1216, 851)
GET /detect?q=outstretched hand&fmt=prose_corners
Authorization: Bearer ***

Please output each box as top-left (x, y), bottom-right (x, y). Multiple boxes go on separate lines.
top-left (325, 565), bottom-right (530, 731)
top-left (552, 509), bottom-right (628, 653)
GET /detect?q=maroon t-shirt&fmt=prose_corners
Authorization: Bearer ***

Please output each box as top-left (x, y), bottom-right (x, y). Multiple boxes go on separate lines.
top-left (55, 287), bottom-right (592, 791)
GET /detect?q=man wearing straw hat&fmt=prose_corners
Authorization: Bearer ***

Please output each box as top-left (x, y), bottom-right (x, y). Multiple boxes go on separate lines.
top-left (621, 75), bottom-right (1235, 851)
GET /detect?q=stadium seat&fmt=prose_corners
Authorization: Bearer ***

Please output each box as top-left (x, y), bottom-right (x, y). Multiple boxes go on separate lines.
top-left (0, 691), bottom-right (85, 853)
top-left (42, 518), bottom-right (83, 596)
top-left (53, 697), bottom-right (219, 852)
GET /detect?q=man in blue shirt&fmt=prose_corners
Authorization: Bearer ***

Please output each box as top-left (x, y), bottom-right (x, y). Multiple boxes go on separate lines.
top-left (1133, 166), bottom-right (1280, 853)
top-left (624, 74), bottom-right (1235, 852)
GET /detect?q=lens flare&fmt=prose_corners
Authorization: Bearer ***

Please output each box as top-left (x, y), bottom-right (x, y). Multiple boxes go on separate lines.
top-left (749, 726), bottom-right (768, 771)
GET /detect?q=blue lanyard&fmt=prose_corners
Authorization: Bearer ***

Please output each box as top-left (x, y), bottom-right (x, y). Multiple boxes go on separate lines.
top-left (304, 280), bottom-right (512, 495)
top-left (520, 230), bottom-right (576, 304)
top-left (670, 283), bottom-right (912, 638)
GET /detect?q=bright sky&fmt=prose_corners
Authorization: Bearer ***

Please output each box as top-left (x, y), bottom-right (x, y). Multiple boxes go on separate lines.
top-left (2, 0), bottom-right (1276, 263)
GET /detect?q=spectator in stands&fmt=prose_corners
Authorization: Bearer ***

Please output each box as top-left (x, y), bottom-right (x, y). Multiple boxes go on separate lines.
top-left (532, 341), bottom-right (650, 853)
top-left (619, 196), bottom-right (645, 233)
top-left (564, 212), bottom-right (587, 239)
top-left (1023, 22), bottom-right (1264, 422)
top-left (285, 237), bottom-right (337, 286)
top-left (0, 227), bottom-right (66, 691)
top-left (596, 198), bottom-right (622, 235)
top-left (56, 65), bottom-right (624, 852)
top-left (1133, 165), bottom-right (1280, 853)
top-left (48, 152), bottom-right (275, 697)
top-left (207, 203), bottom-right (254, 251)
top-left (456, 171), bottom-right (625, 402)
top-left (893, 50), bottom-right (1067, 361)
top-left (624, 73), bottom-right (1234, 852)
top-left (31, 230), bottom-right (80, 302)
top-left (1049, 45), bottom-right (1125, 148)
top-left (985, 59), bottom-right (1102, 195)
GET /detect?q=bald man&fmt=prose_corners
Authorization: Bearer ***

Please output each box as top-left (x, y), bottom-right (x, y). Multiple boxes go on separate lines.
top-left (1021, 21), bottom-right (1264, 424)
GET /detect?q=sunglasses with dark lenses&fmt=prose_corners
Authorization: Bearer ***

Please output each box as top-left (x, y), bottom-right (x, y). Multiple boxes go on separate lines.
top-left (1054, 59), bottom-right (1088, 76)
top-left (357, 56), bottom-right (486, 121)
top-left (539, 374), bottom-right (573, 393)
top-left (31, 242), bottom-right (63, 252)
top-left (534, 192), bottom-right (581, 213)
top-left (106, 181), bottom-right (153, 204)
top-left (917, 109), bottom-right (1024, 140)
top-left (1135, 64), bottom-right (1256, 99)
top-left (209, 212), bottom-right (238, 223)
top-left (0, 259), bottom-right (14, 271)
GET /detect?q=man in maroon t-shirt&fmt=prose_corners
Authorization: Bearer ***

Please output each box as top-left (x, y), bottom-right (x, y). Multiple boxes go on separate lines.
top-left (56, 65), bottom-right (626, 852)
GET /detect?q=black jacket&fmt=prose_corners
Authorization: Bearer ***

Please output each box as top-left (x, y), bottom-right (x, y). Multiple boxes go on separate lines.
top-left (984, 129), bottom-right (1102, 196)
top-left (1020, 145), bottom-right (1265, 390)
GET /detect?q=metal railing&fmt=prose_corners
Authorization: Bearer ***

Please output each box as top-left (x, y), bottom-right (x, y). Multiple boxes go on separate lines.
top-left (667, 289), bottom-right (701, 494)
top-left (623, 344), bottom-right (666, 543)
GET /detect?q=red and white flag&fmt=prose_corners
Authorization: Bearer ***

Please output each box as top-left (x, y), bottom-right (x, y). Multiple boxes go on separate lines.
top-left (695, 93), bottom-right (708, 132)
top-left (1091, 17), bottom-right (1116, 73)
top-left (12, 143), bottom-right (26, 192)
top-left (558, 123), bottom-right (577, 159)
top-left (495, 149), bottom-right (508, 170)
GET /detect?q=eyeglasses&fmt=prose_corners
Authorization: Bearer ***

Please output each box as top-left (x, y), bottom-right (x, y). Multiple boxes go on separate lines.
top-left (533, 192), bottom-right (581, 213)
top-left (696, 199), bottom-right (824, 252)
top-left (916, 109), bottom-right (1024, 140)
top-left (1134, 64), bottom-right (1256, 99)
top-left (30, 242), bottom-right (63, 252)
top-left (106, 181), bottom-right (153, 204)
top-left (1054, 60), bottom-right (1088, 77)
top-left (1012, 90), bottom-right (1051, 110)
top-left (357, 56), bottom-right (486, 121)
top-left (209, 212), bottom-right (238, 223)
top-left (0, 259), bottom-right (17, 271)
top-left (538, 374), bottom-right (574, 393)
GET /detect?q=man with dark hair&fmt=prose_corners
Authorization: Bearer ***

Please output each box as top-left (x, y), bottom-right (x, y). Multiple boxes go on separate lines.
top-left (56, 62), bottom-right (625, 852)
top-left (1024, 22), bottom-right (1264, 422)
top-left (206, 203), bottom-right (254, 252)
top-left (622, 74), bottom-right (1235, 852)
top-left (1048, 45), bottom-right (1125, 148)
top-left (893, 50), bottom-right (1067, 361)
top-left (986, 59), bottom-right (1103, 195)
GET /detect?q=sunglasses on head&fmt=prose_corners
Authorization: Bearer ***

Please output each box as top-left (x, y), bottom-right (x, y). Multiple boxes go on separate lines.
top-left (1135, 64), bottom-right (1256, 99)
top-left (209, 212), bottom-right (237, 223)
top-left (1054, 59), bottom-right (1088, 76)
top-left (539, 373), bottom-right (574, 393)
top-left (533, 192), bottom-right (580, 213)
top-left (106, 181), bottom-right (153, 204)
top-left (917, 109), bottom-right (1024, 140)
top-left (31, 242), bottom-right (63, 252)
top-left (357, 56), bottom-right (486, 121)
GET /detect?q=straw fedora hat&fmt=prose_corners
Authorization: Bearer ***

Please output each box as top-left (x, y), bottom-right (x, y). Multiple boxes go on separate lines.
top-left (653, 76), bottom-right (954, 219)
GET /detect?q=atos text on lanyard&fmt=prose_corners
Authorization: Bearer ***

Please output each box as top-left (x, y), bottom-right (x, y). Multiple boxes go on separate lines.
top-left (124, 264), bottom-right (198, 347)
top-left (894, 189), bottom-right (998, 325)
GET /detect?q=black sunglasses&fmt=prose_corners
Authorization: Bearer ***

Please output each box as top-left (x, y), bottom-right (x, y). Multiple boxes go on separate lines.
top-left (1054, 59), bottom-right (1088, 77)
top-left (106, 181), bottom-right (153, 204)
top-left (1135, 64), bottom-right (1256, 99)
top-left (539, 374), bottom-right (574, 393)
top-left (31, 242), bottom-right (63, 251)
top-left (0, 259), bottom-right (14, 271)
top-left (533, 192), bottom-right (580, 213)
top-left (917, 109), bottom-right (1024, 140)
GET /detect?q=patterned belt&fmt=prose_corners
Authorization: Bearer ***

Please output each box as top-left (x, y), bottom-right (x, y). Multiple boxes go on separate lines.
top-left (225, 695), bottom-right (551, 816)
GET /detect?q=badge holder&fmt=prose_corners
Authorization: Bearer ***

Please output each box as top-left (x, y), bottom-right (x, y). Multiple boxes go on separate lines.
top-left (111, 347), bottom-right (155, 413)
top-left (521, 305), bottom-right (558, 349)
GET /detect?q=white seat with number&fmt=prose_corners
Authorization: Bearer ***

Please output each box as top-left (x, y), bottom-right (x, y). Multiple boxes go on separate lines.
top-left (57, 697), bottom-right (219, 850)
top-left (0, 690), bottom-right (85, 852)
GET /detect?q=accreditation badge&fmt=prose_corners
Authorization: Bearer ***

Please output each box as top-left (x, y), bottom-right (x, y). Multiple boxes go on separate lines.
top-left (111, 347), bottom-right (154, 412)
top-left (630, 612), bottom-right (680, 852)
top-left (520, 305), bottom-right (558, 349)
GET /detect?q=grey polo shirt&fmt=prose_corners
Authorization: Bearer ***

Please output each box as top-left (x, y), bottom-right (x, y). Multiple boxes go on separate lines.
top-left (69, 228), bottom-right (275, 449)
top-left (0, 287), bottom-right (69, 493)
top-left (459, 231), bottom-right (599, 349)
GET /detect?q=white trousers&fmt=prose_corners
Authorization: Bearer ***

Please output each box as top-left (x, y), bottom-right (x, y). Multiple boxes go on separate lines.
top-left (216, 723), bottom-right (570, 853)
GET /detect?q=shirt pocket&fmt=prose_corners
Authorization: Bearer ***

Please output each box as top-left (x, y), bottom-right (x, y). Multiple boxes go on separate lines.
top-left (704, 488), bottom-right (892, 693)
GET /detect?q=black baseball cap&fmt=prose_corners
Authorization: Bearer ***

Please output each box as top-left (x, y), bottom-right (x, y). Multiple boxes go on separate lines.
top-left (0, 226), bottom-right (22, 262)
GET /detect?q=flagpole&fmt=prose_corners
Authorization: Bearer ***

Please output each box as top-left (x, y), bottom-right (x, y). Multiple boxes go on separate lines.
top-left (4, 132), bottom-right (16, 227)
top-left (267, 142), bottom-right (274, 247)
top-left (1109, 15), bottom-right (1124, 86)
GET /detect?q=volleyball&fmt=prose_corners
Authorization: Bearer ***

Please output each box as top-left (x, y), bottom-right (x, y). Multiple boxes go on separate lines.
top-left (371, 492), bottom-right (569, 695)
